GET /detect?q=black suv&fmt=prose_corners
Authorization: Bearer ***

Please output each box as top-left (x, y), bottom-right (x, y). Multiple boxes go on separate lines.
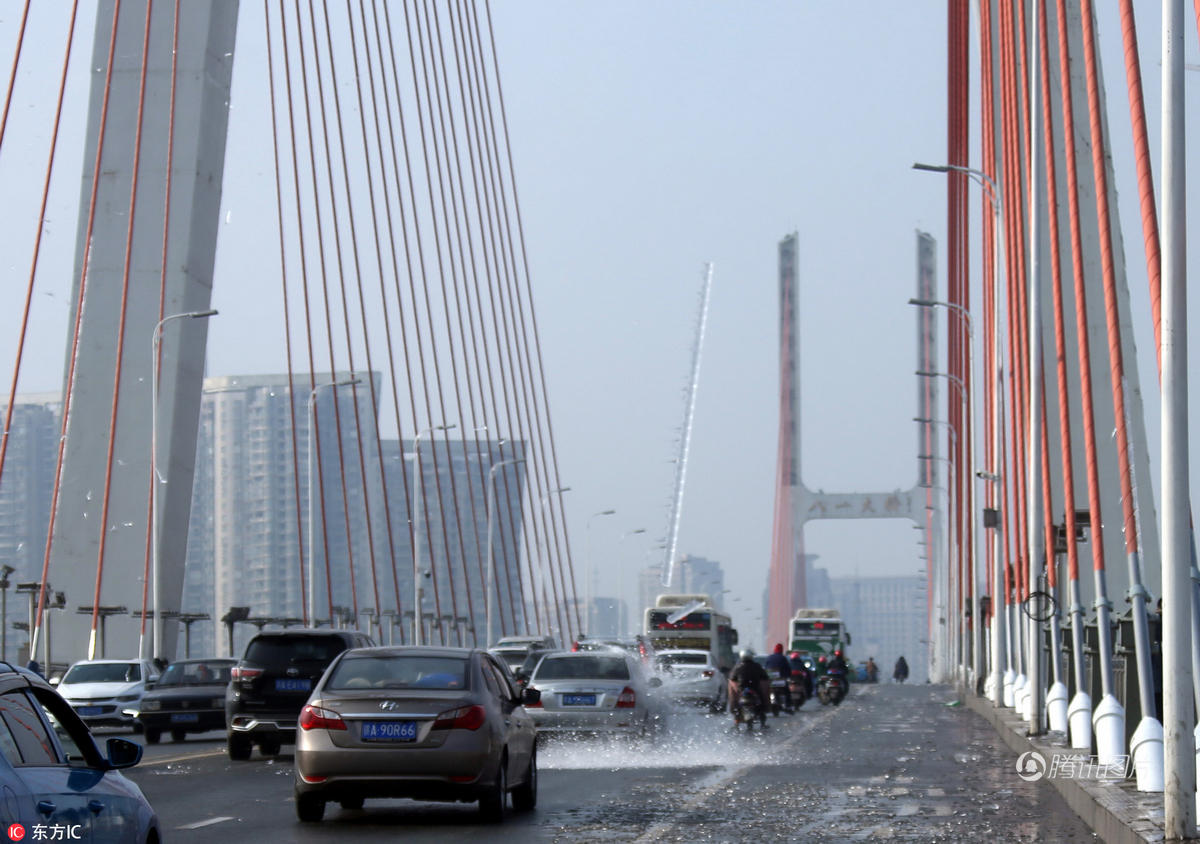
top-left (225, 629), bottom-right (373, 760)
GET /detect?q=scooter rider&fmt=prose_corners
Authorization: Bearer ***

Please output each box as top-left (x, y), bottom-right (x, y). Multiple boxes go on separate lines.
top-left (764, 643), bottom-right (792, 709)
top-left (728, 649), bottom-right (771, 727)
top-left (827, 648), bottom-right (849, 675)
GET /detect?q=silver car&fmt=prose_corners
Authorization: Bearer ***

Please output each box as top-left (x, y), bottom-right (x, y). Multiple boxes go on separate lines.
top-left (526, 649), bottom-right (663, 737)
top-left (293, 646), bottom-right (540, 823)
top-left (655, 649), bottom-right (728, 712)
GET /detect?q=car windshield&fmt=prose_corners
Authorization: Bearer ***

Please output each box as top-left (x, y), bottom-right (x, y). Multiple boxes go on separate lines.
top-left (245, 635), bottom-right (346, 665)
top-left (63, 663), bottom-right (140, 684)
top-left (534, 656), bottom-right (629, 681)
top-left (157, 661), bottom-right (232, 686)
top-left (492, 650), bottom-right (526, 669)
top-left (326, 655), bottom-right (468, 690)
top-left (657, 653), bottom-right (707, 668)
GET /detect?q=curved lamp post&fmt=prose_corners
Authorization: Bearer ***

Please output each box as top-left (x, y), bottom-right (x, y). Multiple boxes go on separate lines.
top-left (151, 308), bottom-right (217, 661)
top-left (306, 376), bottom-right (361, 626)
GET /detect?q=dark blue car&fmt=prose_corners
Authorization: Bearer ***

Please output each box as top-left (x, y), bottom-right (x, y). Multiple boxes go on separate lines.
top-left (0, 662), bottom-right (159, 842)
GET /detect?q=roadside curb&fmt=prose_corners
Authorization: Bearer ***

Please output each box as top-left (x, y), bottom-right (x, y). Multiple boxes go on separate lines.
top-left (964, 691), bottom-right (1164, 844)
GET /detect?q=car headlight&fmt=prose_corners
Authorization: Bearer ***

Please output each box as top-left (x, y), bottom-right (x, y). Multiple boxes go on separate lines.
top-left (142, 700), bottom-right (161, 711)
top-left (116, 694), bottom-right (140, 703)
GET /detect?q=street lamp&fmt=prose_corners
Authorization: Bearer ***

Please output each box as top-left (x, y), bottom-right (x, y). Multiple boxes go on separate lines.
top-left (306, 376), bottom-right (362, 626)
top-left (411, 423), bottom-right (456, 645)
top-left (584, 510), bottom-right (616, 635)
top-left (151, 308), bottom-right (217, 663)
top-left (0, 566), bottom-right (12, 664)
top-left (538, 487), bottom-right (571, 635)
top-left (617, 528), bottom-right (647, 635)
top-left (485, 458), bottom-right (526, 647)
top-left (914, 161), bottom-right (1007, 708)
top-left (915, 369), bottom-right (970, 681)
top-left (910, 299), bottom-right (981, 690)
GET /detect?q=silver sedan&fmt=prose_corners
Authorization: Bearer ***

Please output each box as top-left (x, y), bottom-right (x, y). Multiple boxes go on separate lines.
top-left (655, 649), bottom-right (728, 712)
top-left (526, 650), bottom-right (663, 737)
top-left (293, 646), bottom-right (539, 823)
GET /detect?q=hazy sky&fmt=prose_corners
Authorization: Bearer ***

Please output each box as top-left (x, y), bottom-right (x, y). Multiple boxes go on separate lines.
top-left (1, 4), bottom-right (1197, 647)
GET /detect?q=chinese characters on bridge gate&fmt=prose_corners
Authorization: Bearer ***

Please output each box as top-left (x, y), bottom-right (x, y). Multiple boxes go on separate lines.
top-left (7, 823), bottom-right (83, 841)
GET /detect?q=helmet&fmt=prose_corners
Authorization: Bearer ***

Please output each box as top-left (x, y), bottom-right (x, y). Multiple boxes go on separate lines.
top-left (739, 648), bottom-right (755, 661)
top-left (834, 649), bottom-right (843, 658)
top-left (789, 651), bottom-right (801, 661)
top-left (773, 643), bottom-right (784, 654)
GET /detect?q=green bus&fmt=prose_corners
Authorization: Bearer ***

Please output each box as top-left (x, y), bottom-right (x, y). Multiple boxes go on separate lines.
top-left (789, 608), bottom-right (850, 661)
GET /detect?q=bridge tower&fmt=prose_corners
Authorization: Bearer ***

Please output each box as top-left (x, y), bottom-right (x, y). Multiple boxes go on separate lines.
top-left (43, 1), bottom-right (238, 663)
top-left (766, 233), bottom-right (937, 648)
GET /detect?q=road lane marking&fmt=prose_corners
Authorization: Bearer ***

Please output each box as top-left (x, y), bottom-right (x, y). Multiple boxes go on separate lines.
top-left (631, 687), bottom-right (876, 843)
top-left (178, 816), bottom-right (234, 830)
top-left (140, 748), bottom-right (226, 766)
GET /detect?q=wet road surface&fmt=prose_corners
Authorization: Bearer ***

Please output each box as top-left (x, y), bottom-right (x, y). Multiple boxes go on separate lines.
top-left (126, 683), bottom-right (1099, 842)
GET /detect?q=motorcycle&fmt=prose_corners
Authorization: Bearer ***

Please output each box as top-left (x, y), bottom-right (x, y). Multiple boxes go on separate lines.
top-left (817, 667), bottom-right (848, 706)
top-left (787, 670), bottom-right (809, 708)
top-left (769, 670), bottom-right (793, 715)
top-left (733, 683), bottom-right (764, 731)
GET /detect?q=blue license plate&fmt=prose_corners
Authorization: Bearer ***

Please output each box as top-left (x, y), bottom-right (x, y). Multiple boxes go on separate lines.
top-left (360, 720), bottom-right (417, 742)
top-left (562, 694), bottom-right (596, 706)
top-left (171, 713), bottom-right (200, 723)
top-left (77, 706), bottom-right (104, 716)
top-left (274, 678), bottom-right (311, 692)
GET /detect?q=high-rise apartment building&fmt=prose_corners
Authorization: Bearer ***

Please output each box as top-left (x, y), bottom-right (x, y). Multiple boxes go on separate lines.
top-left (183, 374), bottom-right (527, 657)
top-left (0, 394), bottom-right (61, 663)
top-left (830, 575), bottom-right (928, 683)
top-left (678, 555), bottom-right (725, 610)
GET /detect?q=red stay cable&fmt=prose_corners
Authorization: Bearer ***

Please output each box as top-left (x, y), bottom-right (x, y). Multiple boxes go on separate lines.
top-left (458, 0), bottom-right (543, 635)
top-left (447, 0), bottom-right (534, 635)
top-left (0, 0), bottom-right (32, 153)
top-left (1116, 0), bottom-right (1162, 371)
top-left (263, 0), bottom-right (311, 627)
top-left (289, 0), bottom-right (362, 623)
top-left (139, 0), bottom-right (183, 650)
top-left (1039, 0), bottom-right (1083, 593)
top-left (89, 0), bottom-right (156, 653)
top-left (1078, 0), bottom-right (1140, 557)
top-left (979, 0), bottom-right (997, 605)
top-left (481, 0), bottom-right (580, 638)
top-left (36, 0), bottom-right (118, 654)
top-left (1052, 0), bottom-right (1107, 579)
top-left (326, 0), bottom-right (409, 637)
top-left (275, 0), bottom-right (336, 623)
top-left (0, 3), bottom-right (80, 505)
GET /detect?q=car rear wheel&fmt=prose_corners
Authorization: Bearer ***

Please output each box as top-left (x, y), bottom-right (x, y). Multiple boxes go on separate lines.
top-left (479, 753), bottom-right (508, 822)
top-left (259, 737), bottom-right (281, 757)
top-left (144, 729), bottom-right (161, 744)
top-left (228, 732), bottom-right (252, 761)
top-left (171, 729), bottom-right (187, 742)
top-left (511, 748), bottom-right (537, 812)
top-left (296, 792), bottom-right (325, 823)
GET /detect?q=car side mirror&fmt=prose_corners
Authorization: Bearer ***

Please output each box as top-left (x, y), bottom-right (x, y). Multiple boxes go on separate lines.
top-left (105, 737), bottom-right (143, 770)
top-left (143, 680), bottom-right (155, 690)
top-left (521, 687), bottom-right (541, 706)
top-left (48, 676), bottom-right (60, 687)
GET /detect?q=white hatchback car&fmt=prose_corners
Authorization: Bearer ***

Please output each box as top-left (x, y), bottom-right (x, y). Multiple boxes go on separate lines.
top-left (654, 649), bottom-right (727, 712)
top-left (56, 658), bottom-right (160, 731)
